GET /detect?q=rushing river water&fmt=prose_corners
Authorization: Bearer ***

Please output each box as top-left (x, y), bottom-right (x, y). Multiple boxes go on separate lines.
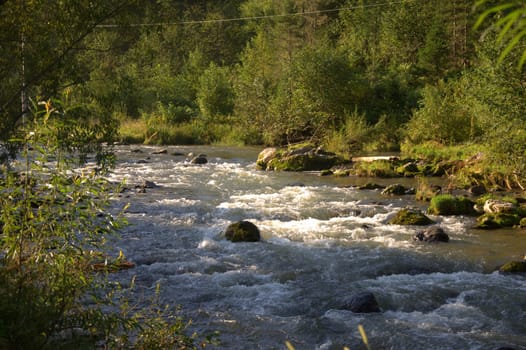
top-left (107, 145), bottom-right (526, 350)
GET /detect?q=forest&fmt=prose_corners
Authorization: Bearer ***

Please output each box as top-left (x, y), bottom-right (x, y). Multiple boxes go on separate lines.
top-left (1, 0), bottom-right (526, 186)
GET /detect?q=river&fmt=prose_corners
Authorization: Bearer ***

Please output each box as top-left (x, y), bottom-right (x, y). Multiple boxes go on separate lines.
top-left (107, 145), bottom-right (526, 350)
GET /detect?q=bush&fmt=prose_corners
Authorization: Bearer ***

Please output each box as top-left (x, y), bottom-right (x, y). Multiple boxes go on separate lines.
top-left (0, 100), bottom-right (208, 349)
top-left (405, 80), bottom-right (480, 146)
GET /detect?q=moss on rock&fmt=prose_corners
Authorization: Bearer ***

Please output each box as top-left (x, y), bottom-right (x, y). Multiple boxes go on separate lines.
top-left (389, 209), bottom-right (434, 226)
top-left (257, 145), bottom-right (345, 171)
top-left (475, 213), bottom-right (521, 229)
top-left (499, 260), bottom-right (526, 273)
top-left (381, 183), bottom-right (409, 195)
top-left (427, 194), bottom-right (476, 216)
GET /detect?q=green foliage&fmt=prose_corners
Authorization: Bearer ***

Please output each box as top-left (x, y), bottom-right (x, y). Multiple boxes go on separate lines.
top-left (401, 142), bottom-right (483, 163)
top-left (324, 110), bottom-right (371, 154)
top-left (0, 100), bottom-right (206, 349)
top-left (474, 0), bottom-right (526, 69)
top-left (197, 63), bottom-right (235, 120)
top-left (405, 80), bottom-right (480, 145)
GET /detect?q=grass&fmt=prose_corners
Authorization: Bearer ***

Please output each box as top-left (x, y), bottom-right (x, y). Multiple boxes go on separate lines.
top-left (352, 160), bottom-right (398, 178)
top-left (401, 141), bottom-right (483, 162)
top-left (117, 117), bottom-right (258, 146)
top-left (118, 118), bottom-right (147, 144)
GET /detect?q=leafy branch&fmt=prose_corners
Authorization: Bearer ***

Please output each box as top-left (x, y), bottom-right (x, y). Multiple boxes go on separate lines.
top-left (474, 0), bottom-right (526, 69)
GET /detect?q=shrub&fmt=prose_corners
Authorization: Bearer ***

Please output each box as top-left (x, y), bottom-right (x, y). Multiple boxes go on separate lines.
top-left (0, 100), bottom-right (207, 349)
top-left (404, 80), bottom-right (480, 145)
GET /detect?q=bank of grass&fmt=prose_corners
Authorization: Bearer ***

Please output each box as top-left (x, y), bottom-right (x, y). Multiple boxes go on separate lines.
top-left (401, 141), bottom-right (483, 162)
top-left (118, 118), bottom-right (260, 146)
top-left (401, 141), bottom-right (524, 190)
top-left (119, 118), bottom-right (147, 144)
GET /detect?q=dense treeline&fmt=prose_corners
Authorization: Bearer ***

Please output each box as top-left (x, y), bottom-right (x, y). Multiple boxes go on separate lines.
top-left (1, 0), bottom-right (526, 183)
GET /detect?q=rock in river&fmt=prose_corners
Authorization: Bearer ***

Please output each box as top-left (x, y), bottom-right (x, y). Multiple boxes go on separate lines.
top-left (413, 226), bottom-right (449, 243)
top-left (224, 221), bottom-right (261, 242)
top-left (256, 144), bottom-right (346, 171)
top-left (389, 209), bottom-right (434, 226)
top-left (341, 291), bottom-right (381, 313)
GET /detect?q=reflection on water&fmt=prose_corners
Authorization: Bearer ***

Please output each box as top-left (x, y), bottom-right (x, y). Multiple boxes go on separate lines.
top-left (108, 145), bottom-right (526, 350)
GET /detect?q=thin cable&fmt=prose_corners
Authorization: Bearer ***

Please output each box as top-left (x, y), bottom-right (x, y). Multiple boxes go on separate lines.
top-left (96, 0), bottom-right (419, 28)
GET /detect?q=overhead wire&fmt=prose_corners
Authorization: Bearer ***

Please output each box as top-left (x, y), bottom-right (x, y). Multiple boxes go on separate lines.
top-left (96, 0), bottom-right (419, 28)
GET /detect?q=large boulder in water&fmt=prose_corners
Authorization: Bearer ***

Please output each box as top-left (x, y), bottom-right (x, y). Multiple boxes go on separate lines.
top-left (256, 144), bottom-right (346, 171)
top-left (224, 221), bottom-right (261, 242)
top-left (475, 213), bottom-right (521, 229)
top-left (413, 226), bottom-right (449, 243)
top-left (341, 292), bottom-right (381, 313)
top-left (427, 194), bottom-right (477, 216)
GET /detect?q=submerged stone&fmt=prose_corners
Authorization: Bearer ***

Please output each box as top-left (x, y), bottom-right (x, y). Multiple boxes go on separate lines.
top-left (342, 292), bottom-right (381, 313)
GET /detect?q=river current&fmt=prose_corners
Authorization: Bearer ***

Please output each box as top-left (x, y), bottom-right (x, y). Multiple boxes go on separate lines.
top-left (107, 145), bottom-right (526, 350)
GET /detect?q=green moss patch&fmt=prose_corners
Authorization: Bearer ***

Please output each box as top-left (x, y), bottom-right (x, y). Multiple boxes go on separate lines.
top-left (428, 194), bottom-right (476, 216)
top-left (389, 209), bottom-right (434, 226)
top-left (475, 213), bottom-right (522, 229)
top-left (499, 260), bottom-right (526, 273)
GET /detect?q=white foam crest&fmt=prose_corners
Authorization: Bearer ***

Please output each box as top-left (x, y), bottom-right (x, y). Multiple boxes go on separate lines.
top-left (158, 197), bottom-right (201, 206)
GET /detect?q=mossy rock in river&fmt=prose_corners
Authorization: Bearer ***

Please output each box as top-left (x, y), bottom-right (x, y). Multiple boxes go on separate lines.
top-left (389, 209), bottom-right (434, 226)
top-left (224, 221), bottom-right (261, 242)
top-left (499, 260), bottom-right (526, 273)
top-left (257, 144), bottom-right (345, 171)
top-left (475, 213), bottom-right (521, 229)
top-left (381, 183), bottom-right (410, 196)
top-left (427, 194), bottom-right (477, 216)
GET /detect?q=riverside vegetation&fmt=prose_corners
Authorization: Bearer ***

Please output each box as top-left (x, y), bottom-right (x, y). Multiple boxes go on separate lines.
top-left (1, 0), bottom-right (526, 348)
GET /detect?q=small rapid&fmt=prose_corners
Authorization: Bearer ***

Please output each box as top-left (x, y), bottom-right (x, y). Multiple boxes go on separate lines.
top-left (108, 145), bottom-right (526, 350)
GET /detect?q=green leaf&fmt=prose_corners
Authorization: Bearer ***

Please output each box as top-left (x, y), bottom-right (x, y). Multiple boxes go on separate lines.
top-left (474, 3), bottom-right (517, 29)
top-left (495, 10), bottom-right (521, 43)
top-left (498, 28), bottom-right (526, 63)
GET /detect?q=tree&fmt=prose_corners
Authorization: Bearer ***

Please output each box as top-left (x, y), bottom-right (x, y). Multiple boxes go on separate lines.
top-left (197, 62), bottom-right (235, 120)
top-left (0, 0), bottom-right (133, 147)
